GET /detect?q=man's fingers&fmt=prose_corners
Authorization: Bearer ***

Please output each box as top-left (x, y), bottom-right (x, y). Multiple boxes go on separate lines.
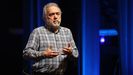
top-left (63, 47), bottom-right (72, 54)
top-left (63, 47), bottom-right (72, 50)
top-left (63, 48), bottom-right (69, 52)
top-left (51, 51), bottom-right (59, 55)
top-left (52, 51), bottom-right (59, 53)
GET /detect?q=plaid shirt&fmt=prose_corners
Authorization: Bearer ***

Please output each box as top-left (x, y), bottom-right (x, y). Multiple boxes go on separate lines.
top-left (23, 26), bottom-right (79, 75)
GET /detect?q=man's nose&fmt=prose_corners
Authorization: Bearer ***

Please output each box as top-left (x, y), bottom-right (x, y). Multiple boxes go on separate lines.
top-left (54, 14), bottom-right (58, 19)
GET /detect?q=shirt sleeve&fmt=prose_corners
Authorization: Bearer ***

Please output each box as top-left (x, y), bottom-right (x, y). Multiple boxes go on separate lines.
top-left (68, 29), bottom-right (79, 58)
top-left (23, 29), bottom-right (44, 60)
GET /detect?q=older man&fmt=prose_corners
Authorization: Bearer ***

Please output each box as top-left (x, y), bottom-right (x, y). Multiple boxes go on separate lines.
top-left (23, 2), bottom-right (79, 75)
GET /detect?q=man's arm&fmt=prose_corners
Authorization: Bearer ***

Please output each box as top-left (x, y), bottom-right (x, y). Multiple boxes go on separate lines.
top-left (23, 29), bottom-right (44, 60)
top-left (68, 29), bottom-right (79, 58)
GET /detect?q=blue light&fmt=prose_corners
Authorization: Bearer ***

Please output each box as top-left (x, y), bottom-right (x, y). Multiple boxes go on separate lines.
top-left (99, 29), bottom-right (118, 36)
top-left (100, 37), bottom-right (105, 43)
top-left (82, 0), bottom-right (100, 75)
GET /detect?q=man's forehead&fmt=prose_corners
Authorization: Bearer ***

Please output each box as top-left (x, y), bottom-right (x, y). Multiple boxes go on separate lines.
top-left (47, 6), bottom-right (61, 13)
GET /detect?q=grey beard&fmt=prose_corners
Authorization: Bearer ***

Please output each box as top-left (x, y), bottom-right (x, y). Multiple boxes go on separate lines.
top-left (46, 24), bottom-right (60, 33)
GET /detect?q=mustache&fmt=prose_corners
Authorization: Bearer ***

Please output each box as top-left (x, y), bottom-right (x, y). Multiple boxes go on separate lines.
top-left (53, 20), bottom-right (61, 23)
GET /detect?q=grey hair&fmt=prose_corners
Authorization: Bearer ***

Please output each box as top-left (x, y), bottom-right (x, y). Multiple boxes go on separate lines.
top-left (43, 2), bottom-right (62, 18)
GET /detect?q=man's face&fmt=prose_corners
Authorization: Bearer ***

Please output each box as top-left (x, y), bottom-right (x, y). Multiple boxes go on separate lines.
top-left (45, 6), bottom-right (61, 28)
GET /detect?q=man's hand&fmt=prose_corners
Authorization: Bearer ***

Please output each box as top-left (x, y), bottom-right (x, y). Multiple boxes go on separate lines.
top-left (43, 46), bottom-right (59, 58)
top-left (63, 43), bottom-right (72, 55)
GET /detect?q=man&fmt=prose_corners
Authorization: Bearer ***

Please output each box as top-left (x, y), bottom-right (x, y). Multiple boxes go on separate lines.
top-left (23, 2), bottom-right (79, 75)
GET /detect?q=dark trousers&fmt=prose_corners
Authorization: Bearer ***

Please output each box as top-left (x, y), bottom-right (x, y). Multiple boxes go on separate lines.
top-left (32, 71), bottom-right (63, 75)
top-left (32, 72), bottom-right (50, 75)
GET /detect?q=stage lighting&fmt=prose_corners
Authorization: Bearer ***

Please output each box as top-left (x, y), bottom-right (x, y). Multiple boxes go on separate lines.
top-left (100, 37), bottom-right (105, 44)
